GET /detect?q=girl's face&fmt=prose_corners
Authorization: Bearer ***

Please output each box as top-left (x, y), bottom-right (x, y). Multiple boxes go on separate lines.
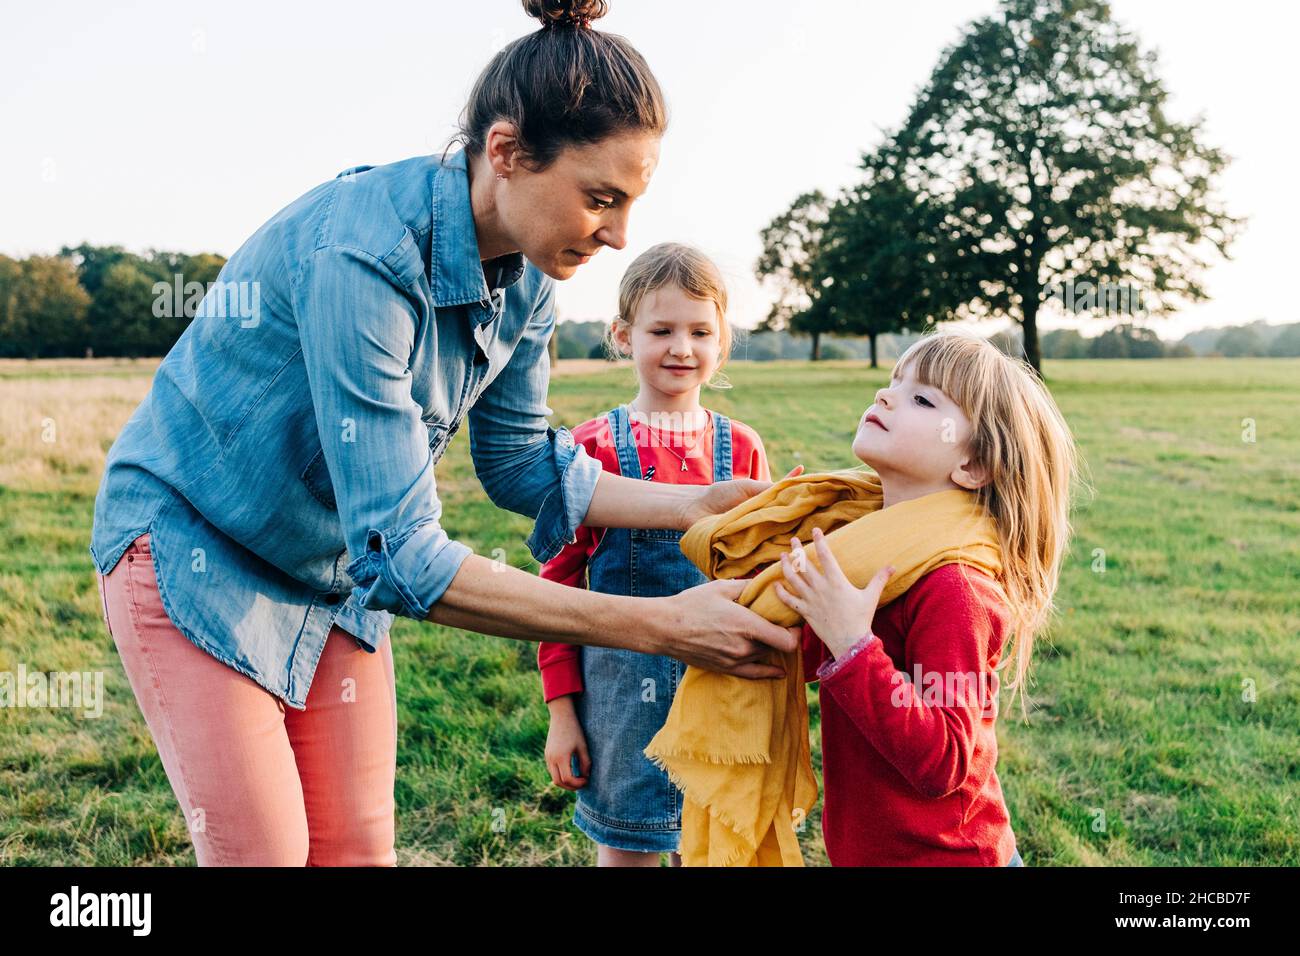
top-left (852, 363), bottom-right (985, 490)
top-left (613, 285), bottom-right (722, 403)
top-left (495, 129), bottom-right (661, 280)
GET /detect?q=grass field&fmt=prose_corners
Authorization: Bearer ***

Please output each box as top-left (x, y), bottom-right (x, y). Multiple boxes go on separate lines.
top-left (0, 356), bottom-right (1296, 866)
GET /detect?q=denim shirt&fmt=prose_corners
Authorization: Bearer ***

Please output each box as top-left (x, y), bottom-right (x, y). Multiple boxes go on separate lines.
top-left (89, 148), bottom-right (603, 709)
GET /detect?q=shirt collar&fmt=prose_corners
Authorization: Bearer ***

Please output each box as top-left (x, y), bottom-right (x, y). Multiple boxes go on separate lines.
top-left (429, 148), bottom-right (527, 309)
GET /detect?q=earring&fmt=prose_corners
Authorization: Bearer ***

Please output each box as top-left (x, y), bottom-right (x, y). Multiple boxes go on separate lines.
top-left (495, 172), bottom-right (507, 182)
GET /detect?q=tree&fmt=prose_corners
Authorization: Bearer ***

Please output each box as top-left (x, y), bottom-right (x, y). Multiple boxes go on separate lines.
top-left (1215, 325), bottom-right (1265, 357)
top-left (1087, 323), bottom-right (1164, 359)
top-left (1267, 324), bottom-right (1300, 358)
top-left (816, 153), bottom-right (945, 367)
top-left (755, 190), bottom-right (839, 360)
top-left (57, 244), bottom-right (226, 357)
top-left (1040, 327), bottom-right (1088, 358)
top-left (97, 260), bottom-right (164, 358)
top-left (0, 255), bottom-right (91, 358)
top-left (889, 0), bottom-right (1241, 373)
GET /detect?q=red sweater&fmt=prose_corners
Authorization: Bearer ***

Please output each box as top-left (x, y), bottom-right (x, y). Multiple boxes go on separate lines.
top-left (802, 563), bottom-right (1018, 866)
top-left (537, 410), bottom-right (771, 703)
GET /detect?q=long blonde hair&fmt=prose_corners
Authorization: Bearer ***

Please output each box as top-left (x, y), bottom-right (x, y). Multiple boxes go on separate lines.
top-left (604, 242), bottom-right (733, 389)
top-left (892, 331), bottom-right (1081, 716)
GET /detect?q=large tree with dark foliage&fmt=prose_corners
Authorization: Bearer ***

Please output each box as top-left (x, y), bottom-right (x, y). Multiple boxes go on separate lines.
top-left (888, 0), bottom-right (1240, 371)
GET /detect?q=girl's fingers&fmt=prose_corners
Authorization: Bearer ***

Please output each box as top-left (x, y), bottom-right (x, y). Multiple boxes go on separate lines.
top-left (862, 565), bottom-right (895, 605)
top-left (784, 465), bottom-right (805, 479)
top-left (810, 528), bottom-right (844, 582)
top-left (779, 552), bottom-right (808, 597)
top-left (788, 535), bottom-right (820, 582)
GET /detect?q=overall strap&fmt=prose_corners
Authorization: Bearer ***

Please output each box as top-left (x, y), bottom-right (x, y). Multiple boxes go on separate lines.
top-left (711, 412), bottom-right (733, 482)
top-left (607, 404), bottom-right (643, 480)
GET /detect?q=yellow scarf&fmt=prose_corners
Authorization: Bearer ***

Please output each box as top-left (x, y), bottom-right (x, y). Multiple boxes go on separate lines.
top-left (644, 469), bottom-right (1002, 866)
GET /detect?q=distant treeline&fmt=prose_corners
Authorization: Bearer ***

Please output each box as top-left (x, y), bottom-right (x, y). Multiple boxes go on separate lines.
top-left (558, 318), bottom-right (1300, 363)
top-left (0, 245), bottom-right (227, 358)
top-left (2, 245), bottom-right (1295, 361)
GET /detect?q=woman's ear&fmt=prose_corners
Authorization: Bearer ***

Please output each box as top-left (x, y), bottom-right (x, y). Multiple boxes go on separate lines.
top-left (484, 121), bottom-right (521, 176)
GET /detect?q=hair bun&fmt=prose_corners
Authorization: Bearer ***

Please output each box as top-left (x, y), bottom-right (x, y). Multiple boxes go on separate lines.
top-left (522, 0), bottom-right (608, 30)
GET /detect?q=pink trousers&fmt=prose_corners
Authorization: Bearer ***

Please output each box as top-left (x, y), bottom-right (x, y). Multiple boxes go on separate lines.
top-left (96, 532), bottom-right (397, 866)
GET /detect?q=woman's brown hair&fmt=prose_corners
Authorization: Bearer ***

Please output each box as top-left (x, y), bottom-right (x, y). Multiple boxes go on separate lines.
top-left (448, 1), bottom-right (668, 170)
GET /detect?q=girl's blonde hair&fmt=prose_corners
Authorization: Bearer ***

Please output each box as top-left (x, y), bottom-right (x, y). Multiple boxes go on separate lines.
top-left (605, 242), bottom-right (733, 389)
top-left (892, 331), bottom-right (1080, 716)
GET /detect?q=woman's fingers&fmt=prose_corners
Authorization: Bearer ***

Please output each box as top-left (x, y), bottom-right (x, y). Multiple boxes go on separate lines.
top-left (728, 661), bottom-right (787, 680)
top-left (784, 464), bottom-right (805, 479)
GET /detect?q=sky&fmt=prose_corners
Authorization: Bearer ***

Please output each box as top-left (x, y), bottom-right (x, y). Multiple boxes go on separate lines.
top-left (1, 1), bottom-right (1293, 340)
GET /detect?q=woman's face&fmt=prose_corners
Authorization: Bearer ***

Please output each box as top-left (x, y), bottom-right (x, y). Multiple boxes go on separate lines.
top-left (498, 130), bottom-right (661, 280)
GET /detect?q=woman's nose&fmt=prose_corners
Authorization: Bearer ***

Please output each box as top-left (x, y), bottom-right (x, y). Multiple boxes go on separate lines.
top-left (595, 209), bottom-right (630, 251)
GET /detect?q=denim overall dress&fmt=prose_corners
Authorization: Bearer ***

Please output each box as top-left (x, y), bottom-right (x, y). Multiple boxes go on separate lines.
top-left (573, 403), bottom-right (733, 852)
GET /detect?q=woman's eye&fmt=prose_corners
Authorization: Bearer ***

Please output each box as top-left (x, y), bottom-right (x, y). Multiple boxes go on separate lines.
top-left (590, 196), bottom-right (615, 210)
top-left (914, 394), bottom-right (934, 408)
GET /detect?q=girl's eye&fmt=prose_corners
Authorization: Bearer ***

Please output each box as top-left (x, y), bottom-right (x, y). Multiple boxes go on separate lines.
top-left (693, 330), bottom-right (712, 337)
top-left (914, 394), bottom-right (934, 408)
top-left (651, 329), bottom-right (670, 336)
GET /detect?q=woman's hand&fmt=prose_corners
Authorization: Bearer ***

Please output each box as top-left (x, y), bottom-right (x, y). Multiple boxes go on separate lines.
top-left (679, 464), bottom-right (805, 529)
top-left (655, 578), bottom-right (801, 678)
top-left (544, 696), bottom-right (590, 791)
top-left (773, 527), bottom-right (894, 659)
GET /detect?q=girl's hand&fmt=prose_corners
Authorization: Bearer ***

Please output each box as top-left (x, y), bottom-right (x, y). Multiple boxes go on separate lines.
top-left (544, 696), bottom-right (591, 791)
top-left (773, 527), bottom-right (894, 660)
top-left (680, 464), bottom-right (805, 528)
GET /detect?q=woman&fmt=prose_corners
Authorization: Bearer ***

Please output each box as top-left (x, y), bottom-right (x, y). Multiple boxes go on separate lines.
top-left (90, 0), bottom-right (798, 866)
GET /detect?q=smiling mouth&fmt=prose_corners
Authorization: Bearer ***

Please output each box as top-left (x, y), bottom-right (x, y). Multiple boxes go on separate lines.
top-left (567, 249), bottom-right (595, 261)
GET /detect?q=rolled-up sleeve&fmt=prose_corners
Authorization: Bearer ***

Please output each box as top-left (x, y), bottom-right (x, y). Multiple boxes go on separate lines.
top-left (295, 243), bottom-right (473, 620)
top-left (467, 276), bottom-right (602, 563)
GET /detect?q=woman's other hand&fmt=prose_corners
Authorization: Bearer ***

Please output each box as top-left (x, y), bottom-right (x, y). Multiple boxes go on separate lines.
top-left (654, 579), bottom-right (800, 678)
top-left (679, 464), bottom-right (805, 528)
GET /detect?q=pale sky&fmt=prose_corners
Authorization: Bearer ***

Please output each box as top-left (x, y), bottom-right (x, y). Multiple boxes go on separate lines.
top-left (2, 1), bottom-right (1293, 340)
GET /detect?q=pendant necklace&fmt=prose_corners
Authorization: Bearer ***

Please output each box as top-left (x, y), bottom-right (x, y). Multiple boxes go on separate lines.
top-left (629, 404), bottom-right (712, 472)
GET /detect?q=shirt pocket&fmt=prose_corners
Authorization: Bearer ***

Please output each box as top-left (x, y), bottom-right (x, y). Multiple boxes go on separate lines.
top-left (300, 448), bottom-right (338, 510)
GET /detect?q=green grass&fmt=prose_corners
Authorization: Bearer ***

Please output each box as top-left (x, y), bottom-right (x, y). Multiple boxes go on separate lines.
top-left (1, 357), bottom-right (1296, 865)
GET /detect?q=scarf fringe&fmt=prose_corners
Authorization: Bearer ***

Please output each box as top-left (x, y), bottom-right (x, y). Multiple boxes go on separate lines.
top-left (644, 747), bottom-right (772, 766)
top-left (645, 752), bottom-right (763, 858)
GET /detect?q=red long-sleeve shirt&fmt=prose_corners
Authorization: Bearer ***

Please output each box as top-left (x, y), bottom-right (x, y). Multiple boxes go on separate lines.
top-left (536, 411), bottom-right (771, 703)
top-left (802, 562), bottom-right (1019, 866)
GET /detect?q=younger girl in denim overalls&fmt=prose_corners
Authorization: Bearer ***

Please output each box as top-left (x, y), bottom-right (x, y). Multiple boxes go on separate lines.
top-left (536, 243), bottom-right (771, 866)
